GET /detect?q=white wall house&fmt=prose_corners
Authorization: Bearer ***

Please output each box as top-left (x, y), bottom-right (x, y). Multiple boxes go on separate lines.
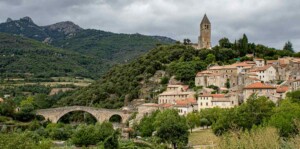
top-left (197, 94), bottom-right (238, 111)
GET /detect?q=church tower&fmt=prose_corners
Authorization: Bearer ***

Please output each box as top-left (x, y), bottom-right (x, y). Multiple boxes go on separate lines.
top-left (198, 14), bottom-right (211, 49)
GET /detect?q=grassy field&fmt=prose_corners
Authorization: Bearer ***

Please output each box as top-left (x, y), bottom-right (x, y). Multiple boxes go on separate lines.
top-left (189, 129), bottom-right (219, 146)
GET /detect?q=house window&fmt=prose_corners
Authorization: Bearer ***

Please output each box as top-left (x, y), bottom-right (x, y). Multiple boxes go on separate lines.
top-left (206, 102), bottom-right (208, 106)
top-left (200, 102), bottom-right (202, 106)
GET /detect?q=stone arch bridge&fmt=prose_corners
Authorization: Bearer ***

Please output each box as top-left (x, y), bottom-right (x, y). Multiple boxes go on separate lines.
top-left (35, 106), bottom-right (131, 123)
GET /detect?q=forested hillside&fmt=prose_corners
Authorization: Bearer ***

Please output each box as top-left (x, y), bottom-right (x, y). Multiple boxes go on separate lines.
top-left (0, 17), bottom-right (175, 78)
top-left (58, 35), bottom-right (298, 109)
top-left (0, 33), bottom-right (94, 78)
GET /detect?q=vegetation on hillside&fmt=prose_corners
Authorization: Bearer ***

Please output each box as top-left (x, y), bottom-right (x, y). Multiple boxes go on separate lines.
top-left (0, 33), bottom-right (95, 78)
top-left (60, 34), bottom-right (298, 108)
top-left (0, 17), bottom-right (175, 79)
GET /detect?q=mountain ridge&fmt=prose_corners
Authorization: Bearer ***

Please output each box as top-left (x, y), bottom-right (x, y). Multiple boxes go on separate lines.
top-left (0, 16), bottom-right (176, 78)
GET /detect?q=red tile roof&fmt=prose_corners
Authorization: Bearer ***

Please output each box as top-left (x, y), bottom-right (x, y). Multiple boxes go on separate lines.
top-left (276, 86), bottom-right (289, 93)
top-left (199, 94), bottom-right (225, 98)
top-left (196, 70), bottom-right (212, 76)
top-left (250, 65), bottom-right (273, 72)
top-left (159, 103), bottom-right (173, 108)
top-left (175, 98), bottom-right (197, 106)
top-left (244, 82), bottom-right (276, 89)
top-left (232, 62), bottom-right (255, 67)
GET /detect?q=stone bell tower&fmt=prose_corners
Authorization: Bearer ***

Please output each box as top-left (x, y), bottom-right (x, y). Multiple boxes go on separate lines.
top-left (198, 14), bottom-right (211, 49)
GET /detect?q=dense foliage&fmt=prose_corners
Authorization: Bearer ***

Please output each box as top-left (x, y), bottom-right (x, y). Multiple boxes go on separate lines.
top-left (195, 91), bottom-right (300, 138)
top-left (135, 109), bottom-right (189, 149)
top-left (0, 33), bottom-right (94, 78)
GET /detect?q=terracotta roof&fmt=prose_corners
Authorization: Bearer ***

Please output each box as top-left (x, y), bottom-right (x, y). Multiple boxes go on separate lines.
top-left (210, 65), bottom-right (236, 70)
top-left (196, 70), bottom-right (212, 76)
top-left (183, 85), bottom-right (189, 91)
top-left (250, 65), bottom-right (273, 72)
top-left (247, 77), bottom-right (260, 81)
top-left (159, 103), bottom-right (173, 108)
top-left (159, 91), bottom-right (194, 96)
top-left (233, 62), bottom-right (255, 67)
top-left (175, 98), bottom-right (197, 106)
top-left (244, 82), bottom-right (276, 89)
top-left (199, 94), bottom-right (225, 98)
top-left (267, 60), bottom-right (278, 64)
top-left (276, 86), bottom-right (289, 93)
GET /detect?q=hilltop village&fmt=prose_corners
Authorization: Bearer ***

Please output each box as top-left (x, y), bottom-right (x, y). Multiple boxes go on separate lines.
top-left (136, 15), bottom-right (300, 117)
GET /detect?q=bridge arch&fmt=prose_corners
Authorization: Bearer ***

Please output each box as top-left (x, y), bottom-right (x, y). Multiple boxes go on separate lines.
top-left (109, 114), bottom-right (123, 123)
top-left (57, 110), bottom-right (98, 124)
top-left (35, 106), bottom-right (130, 124)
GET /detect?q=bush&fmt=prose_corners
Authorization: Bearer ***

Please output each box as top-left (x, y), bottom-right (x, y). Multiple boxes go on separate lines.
top-left (71, 122), bottom-right (115, 147)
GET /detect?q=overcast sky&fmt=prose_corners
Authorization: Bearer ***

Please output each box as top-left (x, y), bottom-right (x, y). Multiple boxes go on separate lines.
top-left (0, 0), bottom-right (300, 51)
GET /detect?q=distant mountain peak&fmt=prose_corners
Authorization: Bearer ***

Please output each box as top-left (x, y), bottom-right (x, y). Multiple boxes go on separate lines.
top-left (20, 16), bottom-right (34, 24)
top-left (45, 21), bottom-right (83, 35)
top-left (6, 18), bottom-right (12, 23)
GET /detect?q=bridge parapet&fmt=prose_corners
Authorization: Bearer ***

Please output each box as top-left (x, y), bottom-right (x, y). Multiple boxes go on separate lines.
top-left (35, 106), bottom-right (131, 124)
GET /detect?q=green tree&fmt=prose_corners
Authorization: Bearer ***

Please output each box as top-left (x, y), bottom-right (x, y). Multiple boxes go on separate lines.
top-left (219, 37), bottom-right (231, 48)
top-left (186, 112), bottom-right (200, 133)
top-left (103, 131), bottom-right (119, 149)
top-left (200, 118), bottom-right (210, 128)
top-left (205, 54), bottom-right (216, 64)
top-left (286, 90), bottom-right (300, 103)
top-left (269, 99), bottom-right (300, 137)
top-left (137, 110), bottom-right (160, 137)
top-left (71, 124), bottom-right (97, 147)
top-left (94, 121), bottom-right (115, 142)
top-left (212, 95), bottom-right (275, 135)
top-left (0, 99), bottom-right (15, 117)
top-left (183, 38), bottom-right (191, 45)
top-left (154, 109), bottom-right (189, 149)
top-left (242, 34), bottom-right (248, 55)
top-left (283, 41), bottom-right (294, 53)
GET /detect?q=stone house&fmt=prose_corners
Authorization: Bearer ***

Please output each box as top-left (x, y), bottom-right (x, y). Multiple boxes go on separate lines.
top-left (254, 58), bottom-right (265, 67)
top-left (275, 86), bottom-right (289, 100)
top-left (195, 65), bottom-right (238, 88)
top-left (287, 79), bottom-right (300, 91)
top-left (173, 98), bottom-right (197, 116)
top-left (243, 82), bottom-right (276, 102)
top-left (158, 85), bottom-right (195, 104)
top-left (197, 94), bottom-right (238, 110)
top-left (249, 65), bottom-right (276, 82)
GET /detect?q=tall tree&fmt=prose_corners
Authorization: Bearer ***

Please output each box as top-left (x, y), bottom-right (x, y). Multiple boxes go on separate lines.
top-left (154, 109), bottom-right (189, 149)
top-left (219, 37), bottom-right (231, 48)
top-left (186, 112), bottom-right (200, 133)
top-left (283, 41), bottom-right (294, 53)
top-left (241, 34), bottom-right (248, 56)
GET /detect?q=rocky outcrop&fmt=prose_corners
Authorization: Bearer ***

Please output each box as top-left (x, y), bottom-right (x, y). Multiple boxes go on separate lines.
top-left (44, 21), bottom-right (83, 35)
top-left (6, 18), bottom-right (12, 23)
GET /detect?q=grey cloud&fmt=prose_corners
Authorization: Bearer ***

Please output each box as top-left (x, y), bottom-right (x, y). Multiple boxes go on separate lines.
top-left (0, 0), bottom-right (299, 51)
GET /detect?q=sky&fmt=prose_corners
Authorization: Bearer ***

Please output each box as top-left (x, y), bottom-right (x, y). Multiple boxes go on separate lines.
top-left (0, 0), bottom-right (300, 51)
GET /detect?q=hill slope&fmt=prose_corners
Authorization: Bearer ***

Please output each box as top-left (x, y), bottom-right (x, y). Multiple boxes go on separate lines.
top-left (0, 17), bottom-right (175, 78)
top-left (57, 44), bottom-right (210, 108)
top-left (0, 33), bottom-right (97, 78)
top-left (57, 39), bottom-right (297, 108)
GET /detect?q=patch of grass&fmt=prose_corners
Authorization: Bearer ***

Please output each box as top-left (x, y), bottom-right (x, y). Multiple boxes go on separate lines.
top-left (189, 129), bottom-right (219, 146)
